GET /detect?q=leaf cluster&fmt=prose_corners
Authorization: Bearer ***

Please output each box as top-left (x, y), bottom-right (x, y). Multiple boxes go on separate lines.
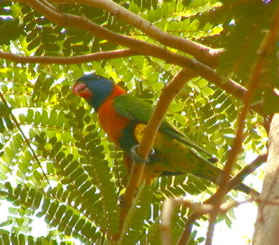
top-left (0, 0), bottom-right (270, 244)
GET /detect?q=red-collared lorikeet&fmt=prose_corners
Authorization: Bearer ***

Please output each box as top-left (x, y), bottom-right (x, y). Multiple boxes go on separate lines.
top-left (72, 73), bottom-right (254, 194)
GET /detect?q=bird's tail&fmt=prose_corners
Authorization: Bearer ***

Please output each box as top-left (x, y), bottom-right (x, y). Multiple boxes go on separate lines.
top-left (188, 150), bottom-right (258, 195)
top-left (151, 131), bottom-right (258, 195)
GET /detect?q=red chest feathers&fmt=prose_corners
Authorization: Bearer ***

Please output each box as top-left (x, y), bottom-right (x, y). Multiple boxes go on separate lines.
top-left (97, 86), bottom-right (129, 145)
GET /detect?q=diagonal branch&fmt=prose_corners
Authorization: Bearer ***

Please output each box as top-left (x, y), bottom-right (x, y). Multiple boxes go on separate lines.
top-left (0, 49), bottom-right (136, 64)
top-left (177, 153), bottom-right (265, 245)
top-left (137, 68), bottom-right (197, 160)
top-left (117, 68), bottom-right (196, 242)
top-left (165, 197), bottom-right (252, 245)
top-left (228, 154), bottom-right (267, 192)
top-left (17, 0), bottom-right (257, 110)
top-left (177, 212), bottom-right (201, 245)
top-left (205, 3), bottom-right (279, 244)
top-left (0, 92), bottom-right (51, 187)
top-left (69, 0), bottom-right (223, 66)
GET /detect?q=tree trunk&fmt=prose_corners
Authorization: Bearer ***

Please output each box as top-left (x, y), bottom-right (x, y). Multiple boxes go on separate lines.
top-left (253, 114), bottom-right (279, 245)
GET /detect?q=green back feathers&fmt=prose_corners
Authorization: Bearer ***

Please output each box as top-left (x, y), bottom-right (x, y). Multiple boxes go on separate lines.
top-left (113, 94), bottom-right (216, 161)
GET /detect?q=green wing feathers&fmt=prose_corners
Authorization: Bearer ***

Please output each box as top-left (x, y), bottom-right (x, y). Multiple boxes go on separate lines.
top-left (114, 95), bottom-right (216, 161)
top-left (151, 131), bottom-right (255, 194)
top-left (114, 95), bottom-right (255, 195)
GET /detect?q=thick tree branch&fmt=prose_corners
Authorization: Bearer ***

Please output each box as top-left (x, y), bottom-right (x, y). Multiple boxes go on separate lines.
top-left (70, 0), bottom-right (223, 67)
top-left (17, 0), bottom-right (258, 110)
top-left (0, 49), bottom-right (136, 64)
top-left (117, 68), bottom-right (196, 242)
top-left (138, 68), bottom-right (196, 160)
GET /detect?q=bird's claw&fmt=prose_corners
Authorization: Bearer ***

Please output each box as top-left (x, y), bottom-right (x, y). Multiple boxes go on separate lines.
top-left (130, 144), bottom-right (148, 163)
top-left (130, 144), bottom-right (155, 164)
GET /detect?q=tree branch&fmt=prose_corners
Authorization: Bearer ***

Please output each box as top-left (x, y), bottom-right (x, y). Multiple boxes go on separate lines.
top-left (17, 0), bottom-right (258, 111)
top-left (177, 154), bottom-right (264, 245)
top-left (177, 213), bottom-right (201, 245)
top-left (205, 3), bottom-right (279, 244)
top-left (162, 197), bottom-right (251, 245)
top-left (0, 92), bottom-right (51, 187)
top-left (211, 0), bottom-right (279, 207)
top-left (70, 0), bottom-right (223, 67)
top-left (138, 68), bottom-right (196, 161)
top-left (0, 49), bottom-right (136, 64)
top-left (117, 68), bottom-right (196, 242)
top-left (228, 154), bottom-right (267, 192)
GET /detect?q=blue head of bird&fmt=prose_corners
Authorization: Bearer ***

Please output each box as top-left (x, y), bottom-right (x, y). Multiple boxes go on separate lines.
top-left (72, 73), bottom-right (114, 110)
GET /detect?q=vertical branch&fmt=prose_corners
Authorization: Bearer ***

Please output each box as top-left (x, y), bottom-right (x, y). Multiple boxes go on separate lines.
top-left (205, 3), bottom-right (279, 245)
top-left (117, 68), bottom-right (197, 242)
top-left (161, 199), bottom-right (176, 245)
top-left (177, 213), bottom-right (202, 245)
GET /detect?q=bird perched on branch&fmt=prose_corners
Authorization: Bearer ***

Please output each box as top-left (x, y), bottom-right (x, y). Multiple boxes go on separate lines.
top-left (72, 73), bottom-right (255, 194)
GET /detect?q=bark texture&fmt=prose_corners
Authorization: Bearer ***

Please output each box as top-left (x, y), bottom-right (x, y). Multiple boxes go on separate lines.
top-left (253, 114), bottom-right (279, 245)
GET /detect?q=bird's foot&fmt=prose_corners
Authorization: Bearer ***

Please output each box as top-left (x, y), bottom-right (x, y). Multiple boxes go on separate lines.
top-left (130, 144), bottom-right (155, 164)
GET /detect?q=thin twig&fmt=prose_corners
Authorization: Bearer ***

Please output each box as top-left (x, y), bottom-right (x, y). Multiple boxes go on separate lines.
top-left (177, 213), bottom-right (201, 245)
top-left (177, 194), bottom-right (253, 245)
top-left (0, 92), bottom-right (51, 186)
top-left (228, 154), bottom-right (267, 192)
top-left (161, 197), bottom-right (252, 245)
top-left (0, 49), bottom-right (136, 64)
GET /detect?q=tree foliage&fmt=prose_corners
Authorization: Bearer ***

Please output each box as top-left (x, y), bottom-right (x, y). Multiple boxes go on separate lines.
top-left (0, 0), bottom-right (276, 244)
